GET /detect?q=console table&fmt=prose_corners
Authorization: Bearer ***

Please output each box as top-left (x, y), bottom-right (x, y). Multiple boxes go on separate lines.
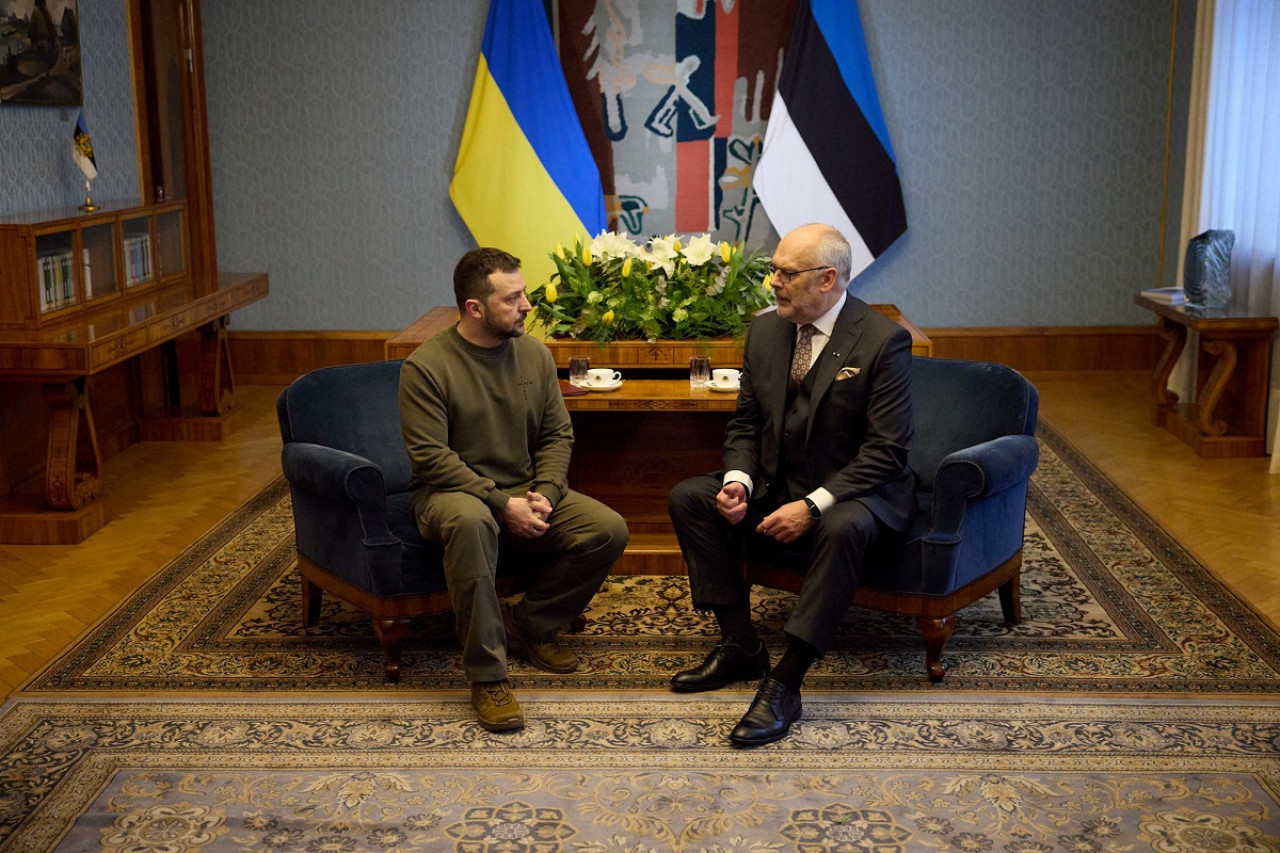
top-left (1135, 294), bottom-right (1277, 458)
top-left (388, 305), bottom-right (931, 572)
top-left (0, 272), bottom-right (269, 543)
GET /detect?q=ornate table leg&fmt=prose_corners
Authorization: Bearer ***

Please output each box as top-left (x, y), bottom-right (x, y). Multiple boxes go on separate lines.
top-left (198, 316), bottom-right (235, 416)
top-left (1150, 316), bottom-right (1186, 406)
top-left (43, 379), bottom-right (102, 510)
top-left (1194, 338), bottom-right (1237, 437)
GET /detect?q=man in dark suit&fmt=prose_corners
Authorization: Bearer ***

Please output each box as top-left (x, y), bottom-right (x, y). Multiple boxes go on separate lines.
top-left (668, 223), bottom-right (916, 746)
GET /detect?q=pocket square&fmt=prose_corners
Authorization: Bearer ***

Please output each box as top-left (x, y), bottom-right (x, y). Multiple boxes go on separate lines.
top-left (836, 366), bottom-right (862, 380)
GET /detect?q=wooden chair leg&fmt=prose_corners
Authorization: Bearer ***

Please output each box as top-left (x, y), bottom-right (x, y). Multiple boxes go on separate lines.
top-left (373, 617), bottom-right (411, 683)
top-left (300, 574), bottom-right (323, 627)
top-left (917, 615), bottom-right (956, 682)
top-left (998, 575), bottom-right (1022, 624)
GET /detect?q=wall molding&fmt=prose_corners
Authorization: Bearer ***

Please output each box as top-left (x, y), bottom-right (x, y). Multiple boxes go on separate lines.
top-left (922, 325), bottom-right (1162, 372)
top-left (229, 331), bottom-right (396, 385)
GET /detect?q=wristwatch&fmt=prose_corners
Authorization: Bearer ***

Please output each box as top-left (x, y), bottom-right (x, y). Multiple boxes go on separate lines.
top-left (803, 497), bottom-right (822, 519)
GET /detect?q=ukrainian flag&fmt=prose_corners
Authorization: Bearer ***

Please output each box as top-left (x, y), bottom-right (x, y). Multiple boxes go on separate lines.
top-left (450, 0), bottom-right (606, 289)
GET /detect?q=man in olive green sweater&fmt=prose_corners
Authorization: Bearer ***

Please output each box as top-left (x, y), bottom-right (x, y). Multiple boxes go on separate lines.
top-left (399, 247), bottom-right (628, 732)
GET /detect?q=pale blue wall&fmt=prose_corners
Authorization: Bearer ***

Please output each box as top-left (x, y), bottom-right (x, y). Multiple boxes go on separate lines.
top-left (2, 2), bottom-right (1190, 332)
top-left (0, 2), bottom-right (140, 213)
top-left (202, 0), bottom-right (482, 332)
top-left (203, 0), bottom-right (1188, 331)
top-left (854, 2), bottom-right (1182, 327)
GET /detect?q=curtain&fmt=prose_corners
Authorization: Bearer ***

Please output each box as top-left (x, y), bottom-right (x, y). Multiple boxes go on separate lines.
top-left (1199, 0), bottom-right (1280, 314)
top-left (1183, 0), bottom-right (1280, 462)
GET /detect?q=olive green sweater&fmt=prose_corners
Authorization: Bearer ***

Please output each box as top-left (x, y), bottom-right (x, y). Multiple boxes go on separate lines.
top-left (399, 326), bottom-right (573, 513)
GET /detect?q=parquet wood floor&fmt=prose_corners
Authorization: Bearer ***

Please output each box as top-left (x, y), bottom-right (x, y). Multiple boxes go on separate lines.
top-left (1, 372), bottom-right (1276, 699)
top-left (0, 385), bottom-right (287, 698)
top-left (1027, 370), bottom-right (1280, 629)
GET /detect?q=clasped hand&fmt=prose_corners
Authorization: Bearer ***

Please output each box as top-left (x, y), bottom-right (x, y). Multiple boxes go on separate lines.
top-left (502, 491), bottom-right (553, 538)
top-left (716, 482), bottom-right (813, 544)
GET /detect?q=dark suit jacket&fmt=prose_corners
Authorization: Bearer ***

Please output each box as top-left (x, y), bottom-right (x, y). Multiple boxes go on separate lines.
top-left (723, 296), bottom-right (916, 532)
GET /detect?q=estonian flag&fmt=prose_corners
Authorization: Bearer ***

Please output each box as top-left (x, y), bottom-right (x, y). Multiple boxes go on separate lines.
top-left (73, 111), bottom-right (98, 181)
top-left (450, 0), bottom-right (607, 287)
top-left (752, 0), bottom-right (906, 280)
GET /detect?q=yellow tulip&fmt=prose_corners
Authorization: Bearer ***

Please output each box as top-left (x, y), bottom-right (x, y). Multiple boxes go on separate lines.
top-left (720, 241), bottom-right (733, 263)
top-left (545, 283), bottom-right (557, 304)
top-left (622, 257), bottom-right (634, 278)
top-left (555, 242), bottom-right (565, 258)
top-left (602, 309), bottom-right (615, 324)
top-left (582, 245), bottom-right (593, 266)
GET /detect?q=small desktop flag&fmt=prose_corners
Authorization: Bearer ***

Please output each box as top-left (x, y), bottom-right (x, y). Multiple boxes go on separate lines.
top-left (73, 111), bottom-right (97, 181)
top-left (450, 0), bottom-right (606, 288)
top-left (752, 0), bottom-right (906, 281)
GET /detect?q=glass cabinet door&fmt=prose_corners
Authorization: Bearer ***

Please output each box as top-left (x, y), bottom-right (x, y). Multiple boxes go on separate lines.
top-left (121, 215), bottom-right (155, 288)
top-left (34, 229), bottom-right (77, 313)
top-left (80, 221), bottom-right (120, 301)
top-left (154, 209), bottom-right (186, 280)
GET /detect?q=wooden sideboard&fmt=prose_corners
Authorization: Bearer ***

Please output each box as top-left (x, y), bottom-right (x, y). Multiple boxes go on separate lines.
top-left (1134, 294), bottom-right (1277, 458)
top-left (0, 272), bottom-right (269, 544)
top-left (388, 305), bottom-right (931, 573)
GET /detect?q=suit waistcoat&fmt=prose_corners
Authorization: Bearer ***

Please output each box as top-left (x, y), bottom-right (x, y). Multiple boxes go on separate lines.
top-left (779, 368), bottom-right (819, 500)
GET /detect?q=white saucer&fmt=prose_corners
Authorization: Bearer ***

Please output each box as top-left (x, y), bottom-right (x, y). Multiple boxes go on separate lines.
top-left (704, 379), bottom-right (740, 392)
top-left (580, 379), bottom-right (624, 392)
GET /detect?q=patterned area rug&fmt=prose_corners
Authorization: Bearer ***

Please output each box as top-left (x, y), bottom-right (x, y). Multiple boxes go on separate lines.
top-left (2, 695), bottom-right (1279, 851)
top-left (5, 422), bottom-right (1280, 850)
top-left (20, 424), bottom-right (1280, 695)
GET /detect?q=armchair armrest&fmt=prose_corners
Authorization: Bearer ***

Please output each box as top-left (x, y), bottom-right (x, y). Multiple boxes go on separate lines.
top-left (281, 443), bottom-right (399, 547)
top-left (927, 434), bottom-right (1040, 542)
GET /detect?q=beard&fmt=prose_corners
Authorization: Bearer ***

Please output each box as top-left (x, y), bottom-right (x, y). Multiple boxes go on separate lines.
top-left (482, 311), bottom-right (526, 339)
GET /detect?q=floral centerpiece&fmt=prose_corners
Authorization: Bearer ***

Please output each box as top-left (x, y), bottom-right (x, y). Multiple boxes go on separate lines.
top-left (530, 231), bottom-right (774, 343)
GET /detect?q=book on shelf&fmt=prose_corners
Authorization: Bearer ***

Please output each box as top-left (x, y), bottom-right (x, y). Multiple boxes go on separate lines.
top-left (37, 248), bottom-right (77, 311)
top-left (124, 233), bottom-right (153, 286)
top-left (1140, 287), bottom-right (1186, 305)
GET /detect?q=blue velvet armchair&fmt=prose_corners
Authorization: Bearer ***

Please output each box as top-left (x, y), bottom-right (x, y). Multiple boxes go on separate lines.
top-left (276, 359), bottom-right (534, 682)
top-left (745, 356), bottom-right (1040, 681)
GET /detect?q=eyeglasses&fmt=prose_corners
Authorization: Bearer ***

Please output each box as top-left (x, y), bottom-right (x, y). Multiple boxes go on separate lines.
top-left (767, 263), bottom-right (831, 284)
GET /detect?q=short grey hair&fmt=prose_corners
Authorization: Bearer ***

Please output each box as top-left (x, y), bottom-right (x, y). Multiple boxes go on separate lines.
top-left (810, 224), bottom-right (853, 286)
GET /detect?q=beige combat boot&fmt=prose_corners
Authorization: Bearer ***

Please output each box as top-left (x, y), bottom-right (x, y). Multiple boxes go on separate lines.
top-left (502, 602), bottom-right (580, 673)
top-left (470, 679), bottom-right (524, 732)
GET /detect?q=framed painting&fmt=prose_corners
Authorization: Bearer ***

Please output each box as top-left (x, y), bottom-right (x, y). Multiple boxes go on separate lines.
top-left (0, 0), bottom-right (83, 106)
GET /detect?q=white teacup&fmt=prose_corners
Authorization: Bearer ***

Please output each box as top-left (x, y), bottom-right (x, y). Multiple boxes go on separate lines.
top-left (587, 368), bottom-right (622, 385)
top-left (712, 368), bottom-right (741, 386)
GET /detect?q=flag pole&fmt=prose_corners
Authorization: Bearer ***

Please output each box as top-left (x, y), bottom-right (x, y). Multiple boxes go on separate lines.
top-left (78, 178), bottom-right (98, 212)
top-left (73, 111), bottom-right (99, 212)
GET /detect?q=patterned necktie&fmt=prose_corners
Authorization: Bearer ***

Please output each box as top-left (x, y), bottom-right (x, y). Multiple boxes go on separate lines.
top-left (790, 324), bottom-right (816, 388)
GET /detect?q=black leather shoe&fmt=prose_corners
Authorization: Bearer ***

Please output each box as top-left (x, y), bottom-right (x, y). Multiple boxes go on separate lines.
top-left (729, 677), bottom-right (802, 746)
top-left (670, 640), bottom-right (769, 693)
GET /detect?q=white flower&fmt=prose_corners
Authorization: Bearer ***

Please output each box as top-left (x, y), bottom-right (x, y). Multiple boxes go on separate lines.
top-left (590, 230), bottom-right (640, 260)
top-left (681, 233), bottom-right (717, 266)
top-left (645, 234), bottom-right (680, 277)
